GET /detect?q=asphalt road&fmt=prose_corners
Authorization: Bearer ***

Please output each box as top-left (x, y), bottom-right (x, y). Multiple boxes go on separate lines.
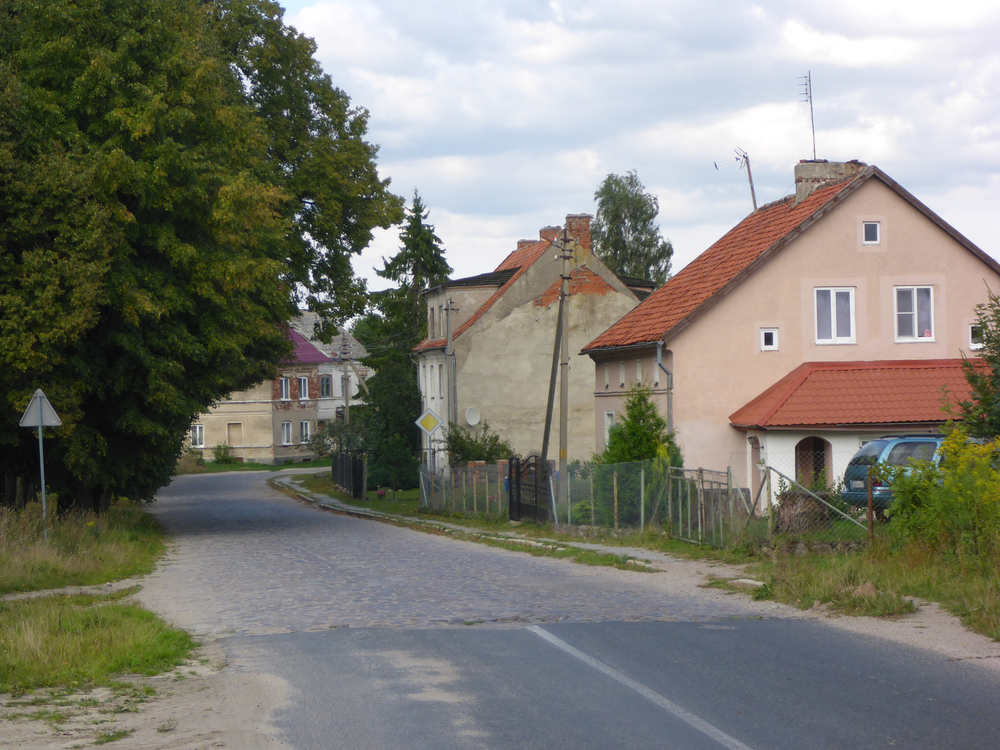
top-left (144, 472), bottom-right (1000, 750)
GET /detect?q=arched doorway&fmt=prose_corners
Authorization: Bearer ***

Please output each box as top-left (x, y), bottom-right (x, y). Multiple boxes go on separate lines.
top-left (795, 436), bottom-right (832, 489)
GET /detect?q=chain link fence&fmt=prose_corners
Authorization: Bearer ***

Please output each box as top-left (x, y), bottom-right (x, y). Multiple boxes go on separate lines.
top-left (419, 463), bottom-right (509, 519)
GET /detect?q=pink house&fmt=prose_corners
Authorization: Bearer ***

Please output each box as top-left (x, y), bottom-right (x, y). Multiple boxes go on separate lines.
top-left (582, 160), bottom-right (999, 492)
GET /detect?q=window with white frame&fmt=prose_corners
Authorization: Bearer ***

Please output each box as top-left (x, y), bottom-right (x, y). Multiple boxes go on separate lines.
top-left (438, 364), bottom-right (444, 398)
top-left (862, 221), bottom-right (880, 245)
top-left (895, 286), bottom-right (934, 341)
top-left (320, 375), bottom-right (332, 398)
top-left (815, 288), bottom-right (855, 344)
top-left (761, 328), bottom-right (779, 351)
top-left (971, 324), bottom-right (984, 350)
top-left (636, 359), bottom-right (643, 383)
top-left (300, 421), bottom-right (311, 443)
top-left (604, 362), bottom-right (609, 389)
top-left (281, 421), bottom-right (292, 445)
top-left (279, 377), bottom-right (290, 400)
top-left (604, 410), bottom-right (615, 445)
top-left (619, 361), bottom-right (625, 387)
top-left (189, 424), bottom-right (204, 448)
top-left (298, 376), bottom-right (308, 400)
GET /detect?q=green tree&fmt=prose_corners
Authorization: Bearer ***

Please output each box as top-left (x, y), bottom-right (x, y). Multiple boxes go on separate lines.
top-left (591, 170), bottom-right (674, 286)
top-left (600, 383), bottom-right (682, 467)
top-left (445, 422), bottom-right (516, 466)
top-left (0, 0), bottom-right (398, 508)
top-left (958, 286), bottom-right (1000, 437)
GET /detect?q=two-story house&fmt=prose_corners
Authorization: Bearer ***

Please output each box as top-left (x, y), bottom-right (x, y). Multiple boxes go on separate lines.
top-left (582, 160), bottom-right (1000, 492)
top-left (415, 214), bottom-right (647, 468)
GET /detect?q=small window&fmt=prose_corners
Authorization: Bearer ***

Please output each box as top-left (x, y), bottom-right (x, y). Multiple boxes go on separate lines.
top-left (190, 424), bottom-right (204, 448)
top-left (281, 421), bottom-right (292, 445)
top-left (619, 361), bottom-right (625, 387)
top-left (438, 364), bottom-right (444, 398)
top-left (895, 286), bottom-right (933, 341)
top-left (320, 375), bottom-right (332, 398)
top-left (279, 377), bottom-right (290, 400)
top-left (298, 376), bottom-right (308, 400)
top-left (971, 324), bottom-right (984, 351)
top-left (604, 362), bottom-right (609, 390)
top-left (815, 288), bottom-right (855, 344)
top-left (863, 221), bottom-right (880, 245)
top-left (604, 410), bottom-right (615, 445)
top-left (761, 328), bottom-right (779, 351)
top-left (429, 309), bottom-right (435, 338)
top-left (300, 421), bottom-right (311, 443)
top-left (635, 359), bottom-right (643, 383)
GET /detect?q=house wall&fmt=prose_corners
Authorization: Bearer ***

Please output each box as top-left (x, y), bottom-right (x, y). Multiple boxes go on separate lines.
top-left (420, 248), bottom-right (639, 465)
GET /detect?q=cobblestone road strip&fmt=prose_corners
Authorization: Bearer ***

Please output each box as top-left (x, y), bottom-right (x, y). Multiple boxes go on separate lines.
top-left (137, 472), bottom-right (795, 638)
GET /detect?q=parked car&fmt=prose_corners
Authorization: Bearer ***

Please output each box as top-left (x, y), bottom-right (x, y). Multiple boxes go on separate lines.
top-left (842, 435), bottom-right (945, 510)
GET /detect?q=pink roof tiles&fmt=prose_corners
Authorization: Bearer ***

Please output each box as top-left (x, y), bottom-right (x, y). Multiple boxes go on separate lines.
top-left (729, 360), bottom-right (973, 429)
top-left (284, 328), bottom-right (332, 365)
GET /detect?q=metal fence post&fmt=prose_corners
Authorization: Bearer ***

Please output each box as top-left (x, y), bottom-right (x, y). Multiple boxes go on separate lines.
top-left (697, 468), bottom-right (704, 543)
top-left (640, 466), bottom-right (645, 532)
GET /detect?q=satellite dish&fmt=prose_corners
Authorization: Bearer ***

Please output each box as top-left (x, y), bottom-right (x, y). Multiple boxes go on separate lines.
top-left (465, 406), bottom-right (481, 426)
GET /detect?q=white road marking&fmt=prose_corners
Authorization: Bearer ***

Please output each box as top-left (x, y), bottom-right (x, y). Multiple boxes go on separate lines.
top-left (528, 626), bottom-right (755, 750)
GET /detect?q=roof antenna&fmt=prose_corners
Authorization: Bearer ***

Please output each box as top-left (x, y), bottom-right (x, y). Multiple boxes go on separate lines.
top-left (714, 147), bottom-right (758, 211)
top-left (799, 70), bottom-right (816, 160)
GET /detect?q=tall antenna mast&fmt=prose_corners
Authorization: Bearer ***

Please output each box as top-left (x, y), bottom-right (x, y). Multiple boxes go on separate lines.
top-left (799, 70), bottom-right (816, 160)
top-left (714, 148), bottom-right (758, 211)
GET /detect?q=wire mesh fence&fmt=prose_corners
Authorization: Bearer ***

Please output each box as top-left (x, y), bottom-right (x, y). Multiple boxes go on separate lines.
top-left (419, 463), bottom-right (509, 519)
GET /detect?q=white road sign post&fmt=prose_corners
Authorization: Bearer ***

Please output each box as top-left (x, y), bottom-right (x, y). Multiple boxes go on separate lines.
top-left (19, 389), bottom-right (62, 522)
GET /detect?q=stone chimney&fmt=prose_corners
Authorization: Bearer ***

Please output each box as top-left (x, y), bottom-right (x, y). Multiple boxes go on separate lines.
top-left (564, 214), bottom-right (592, 251)
top-left (539, 226), bottom-right (561, 242)
top-left (794, 159), bottom-right (866, 203)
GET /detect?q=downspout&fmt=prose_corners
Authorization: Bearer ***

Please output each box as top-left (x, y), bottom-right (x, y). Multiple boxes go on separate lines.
top-left (655, 341), bottom-right (673, 434)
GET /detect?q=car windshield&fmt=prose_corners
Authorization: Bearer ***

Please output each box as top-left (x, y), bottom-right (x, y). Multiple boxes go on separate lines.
top-left (848, 441), bottom-right (889, 466)
top-left (885, 441), bottom-right (938, 466)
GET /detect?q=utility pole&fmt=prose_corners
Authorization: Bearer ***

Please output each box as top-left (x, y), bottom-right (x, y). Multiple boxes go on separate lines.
top-left (557, 234), bottom-right (571, 509)
top-left (445, 298), bottom-right (458, 424)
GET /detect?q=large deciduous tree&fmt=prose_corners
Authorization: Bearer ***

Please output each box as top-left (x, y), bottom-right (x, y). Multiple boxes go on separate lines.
top-left (0, 0), bottom-right (400, 508)
top-left (591, 170), bottom-right (674, 286)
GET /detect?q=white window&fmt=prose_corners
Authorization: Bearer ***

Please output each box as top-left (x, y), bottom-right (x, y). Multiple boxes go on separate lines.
top-left (438, 364), bottom-right (444, 398)
top-left (298, 376), bottom-right (308, 400)
top-left (281, 421), bottom-right (292, 445)
top-left (895, 286), bottom-right (934, 341)
top-left (863, 221), bottom-right (880, 245)
top-left (971, 324), bottom-right (984, 351)
top-left (280, 377), bottom-right (290, 400)
top-left (636, 359), bottom-right (643, 383)
top-left (815, 288), bottom-right (855, 344)
top-left (190, 424), bottom-right (204, 448)
top-left (761, 328), bottom-right (779, 351)
top-left (429, 308), bottom-right (435, 339)
top-left (421, 365), bottom-right (426, 394)
top-left (320, 375), bottom-right (332, 398)
top-left (300, 421), bottom-right (311, 443)
top-left (619, 361), bottom-right (626, 387)
top-left (604, 410), bottom-right (615, 445)
top-left (604, 362), bottom-right (609, 389)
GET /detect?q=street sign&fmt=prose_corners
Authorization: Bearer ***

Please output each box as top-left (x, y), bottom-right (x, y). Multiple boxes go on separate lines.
top-left (415, 408), bottom-right (443, 437)
top-left (20, 389), bottom-right (62, 428)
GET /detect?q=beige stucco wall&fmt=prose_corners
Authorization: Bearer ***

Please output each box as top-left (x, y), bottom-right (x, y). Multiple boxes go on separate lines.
top-left (591, 178), bottom-right (1000, 481)
top-left (420, 249), bottom-right (639, 465)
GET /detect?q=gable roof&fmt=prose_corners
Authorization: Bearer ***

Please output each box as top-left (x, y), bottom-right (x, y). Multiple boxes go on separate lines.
top-left (415, 239), bottom-right (552, 352)
top-left (283, 328), bottom-right (332, 365)
top-left (583, 165), bottom-right (1000, 354)
top-left (729, 359), bottom-right (971, 429)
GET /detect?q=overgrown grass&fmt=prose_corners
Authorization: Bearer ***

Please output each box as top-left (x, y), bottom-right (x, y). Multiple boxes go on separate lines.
top-left (295, 473), bottom-right (421, 516)
top-left (175, 453), bottom-right (332, 475)
top-left (0, 589), bottom-right (196, 694)
top-left (0, 502), bottom-right (164, 594)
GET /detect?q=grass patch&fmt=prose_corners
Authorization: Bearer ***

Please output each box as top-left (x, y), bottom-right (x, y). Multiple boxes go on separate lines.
top-left (295, 473), bottom-right (421, 517)
top-left (202, 457), bottom-right (331, 474)
top-left (0, 503), bottom-right (164, 595)
top-left (94, 728), bottom-right (134, 744)
top-left (0, 591), bottom-right (196, 694)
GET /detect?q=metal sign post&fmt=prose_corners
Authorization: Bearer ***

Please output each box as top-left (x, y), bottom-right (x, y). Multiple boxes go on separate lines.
top-left (19, 389), bottom-right (62, 522)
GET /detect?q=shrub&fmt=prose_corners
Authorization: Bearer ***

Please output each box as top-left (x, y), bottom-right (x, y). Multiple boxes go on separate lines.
top-left (211, 443), bottom-right (239, 464)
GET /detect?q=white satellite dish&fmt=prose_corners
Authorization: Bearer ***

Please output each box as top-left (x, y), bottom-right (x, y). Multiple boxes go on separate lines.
top-left (465, 406), bottom-right (481, 426)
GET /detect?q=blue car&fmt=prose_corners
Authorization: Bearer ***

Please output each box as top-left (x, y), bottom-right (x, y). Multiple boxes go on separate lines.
top-left (842, 435), bottom-right (945, 510)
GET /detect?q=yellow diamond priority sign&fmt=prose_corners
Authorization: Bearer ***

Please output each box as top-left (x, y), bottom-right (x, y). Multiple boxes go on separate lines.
top-left (416, 408), bottom-right (443, 436)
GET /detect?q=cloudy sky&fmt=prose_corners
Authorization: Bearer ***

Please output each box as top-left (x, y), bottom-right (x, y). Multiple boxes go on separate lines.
top-left (279, 0), bottom-right (1000, 290)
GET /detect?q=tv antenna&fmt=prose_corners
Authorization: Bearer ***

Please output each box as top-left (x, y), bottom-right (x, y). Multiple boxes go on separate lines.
top-left (799, 70), bottom-right (816, 160)
top-left (714, 147), bottom-right (757, 211)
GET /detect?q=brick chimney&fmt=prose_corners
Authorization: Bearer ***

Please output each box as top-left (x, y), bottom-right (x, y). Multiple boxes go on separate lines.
top-left (564, 214), bottom-right (592, 251)
top-left (794, 159), bottom-right (866, 203)
top-left (539, 226), bottom-right (561, 242)
top-left (516, 239), bottom-right (536, 250)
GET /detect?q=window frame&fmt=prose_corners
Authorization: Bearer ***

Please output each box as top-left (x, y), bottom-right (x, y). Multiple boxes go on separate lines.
top-left (298, 376), bottom-right (308, 400)
top-left (760, 327), bottom-right (779, 351)
top-left (190, 424), bottom-right (204, 448)
top-left (300, 421), bottom-right (311, 444)
top-left (894, 286), bottom-right (934, 342)
top-left (970, 324), bottom-right (984, 351)
top-left (862, 221), bottom-right (880, 245)
top-left (814, 287), bottom-right (856, 345)
top-left (279, 377), bottom-right (290, 400)
top-left (635, 358), bottom-right (643, 383)
top-left (604, 410), bottom-right (615, 446)
top-left (281, 421), bottom-right (292, 446)
top-left (320, 375), bottom-right (332, 399)
top-left (619, 361), bottom-right (625, 387)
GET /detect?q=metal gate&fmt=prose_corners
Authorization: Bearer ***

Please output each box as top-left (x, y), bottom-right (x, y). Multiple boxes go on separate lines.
top-left (508, 455), bottom-right (551, 523)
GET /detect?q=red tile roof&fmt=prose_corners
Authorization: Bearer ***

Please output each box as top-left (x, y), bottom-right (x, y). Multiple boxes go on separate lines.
top-left (532, 266), bottom-right (615, 307)
top-left (415, 239), bottom-right (552, 351)
top-left (583, 176), bottom-right (867, 352)
top-left (284, 328), bottom-right (332, 365)
top-left (729, 360), bottom-right (973, 429)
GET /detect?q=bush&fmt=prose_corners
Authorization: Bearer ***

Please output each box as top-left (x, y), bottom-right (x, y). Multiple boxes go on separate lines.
top-left (211, 443), bottom-right (239, 465)
top-left (445, 422), bottom-right (515, 465)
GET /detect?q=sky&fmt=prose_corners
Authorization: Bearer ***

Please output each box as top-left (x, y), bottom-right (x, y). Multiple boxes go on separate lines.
top-left (278, 0), bottom-right (1000, 291)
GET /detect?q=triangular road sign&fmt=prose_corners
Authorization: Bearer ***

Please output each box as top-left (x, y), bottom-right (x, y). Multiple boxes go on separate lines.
top-left (19, 389), bottom-right (62, 428)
